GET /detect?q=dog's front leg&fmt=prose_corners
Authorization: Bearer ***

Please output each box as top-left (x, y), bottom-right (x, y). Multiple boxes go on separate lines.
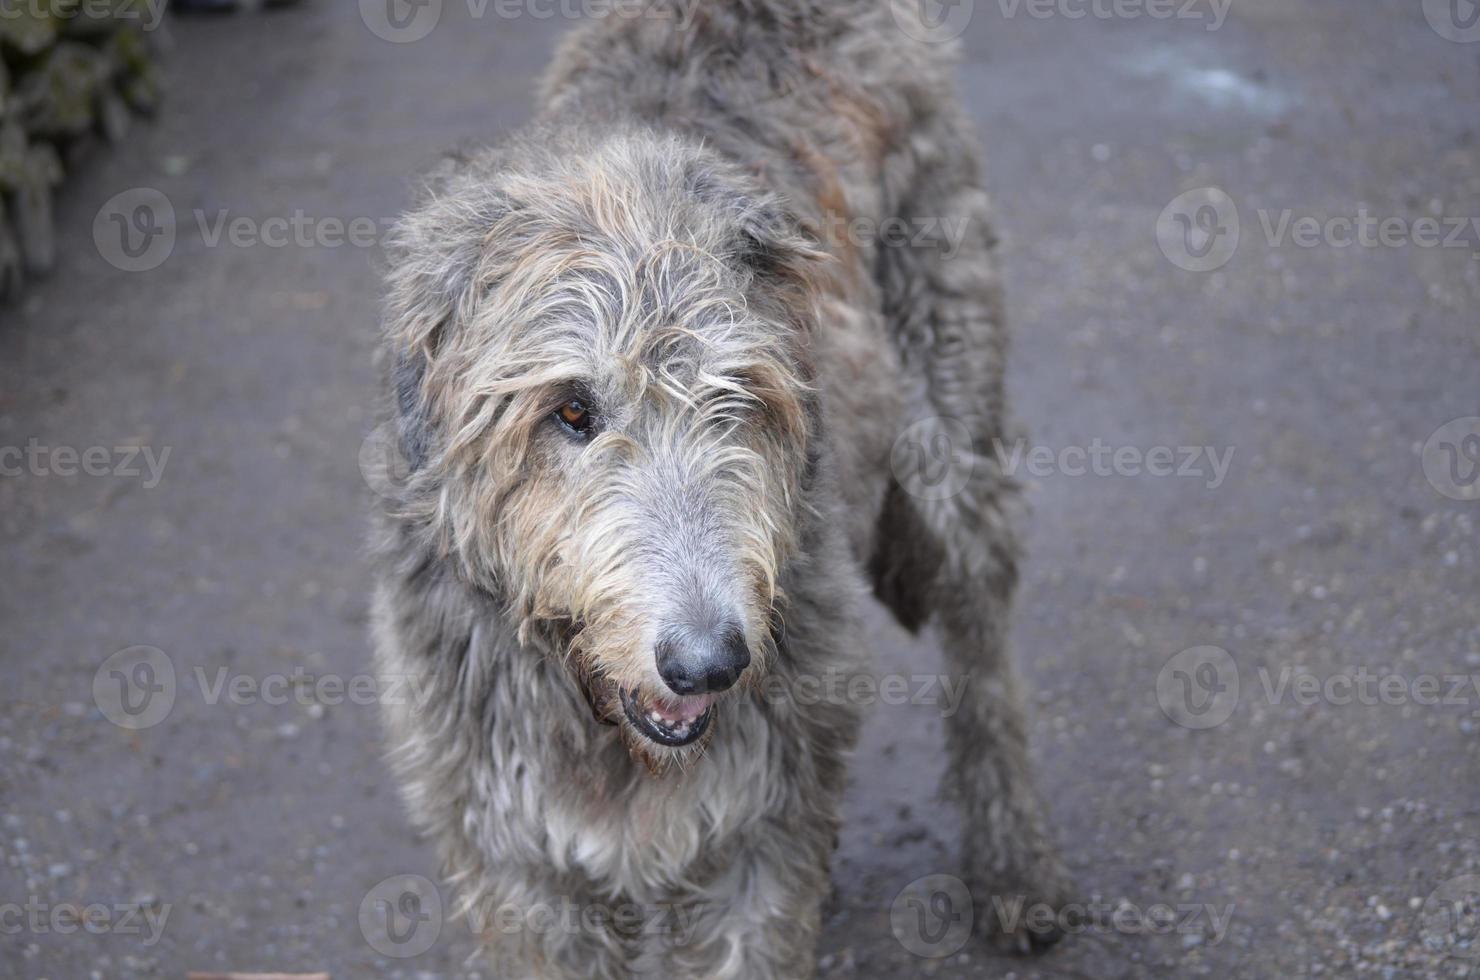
top-left (877, 447), bottom-right (1077, 949)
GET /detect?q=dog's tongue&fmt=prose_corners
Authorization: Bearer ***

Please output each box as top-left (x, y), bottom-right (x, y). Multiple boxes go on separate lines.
top-left (650, 693), bottom-right (713, 724)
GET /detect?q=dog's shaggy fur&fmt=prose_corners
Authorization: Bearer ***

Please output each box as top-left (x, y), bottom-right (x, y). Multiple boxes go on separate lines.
top-left (370, 1), bottom-right (1071, 975)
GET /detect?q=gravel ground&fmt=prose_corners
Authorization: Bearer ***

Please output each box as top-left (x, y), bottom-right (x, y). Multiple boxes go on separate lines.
top-left (2, 1), bottom-right (1477, 978)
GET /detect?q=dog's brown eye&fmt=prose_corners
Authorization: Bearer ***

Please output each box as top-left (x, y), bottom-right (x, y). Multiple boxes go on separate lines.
top-left (556, 399), bottom-right (592, 433)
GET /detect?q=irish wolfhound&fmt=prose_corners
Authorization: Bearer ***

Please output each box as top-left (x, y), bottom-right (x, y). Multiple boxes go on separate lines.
top-left (371, 1), bottom-right (1071, 975)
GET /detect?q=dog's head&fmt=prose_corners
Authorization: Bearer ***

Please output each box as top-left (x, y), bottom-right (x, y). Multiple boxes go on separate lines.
top-left (383, 130), bottom-right (824, 767)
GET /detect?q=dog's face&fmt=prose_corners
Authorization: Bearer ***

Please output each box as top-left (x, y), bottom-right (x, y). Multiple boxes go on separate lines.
top-left (385, 134), bottom-right (822, 767)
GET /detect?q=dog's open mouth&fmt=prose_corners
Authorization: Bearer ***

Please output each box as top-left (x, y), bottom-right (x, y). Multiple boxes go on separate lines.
top-left (620, 687), bottom-right (714, 747)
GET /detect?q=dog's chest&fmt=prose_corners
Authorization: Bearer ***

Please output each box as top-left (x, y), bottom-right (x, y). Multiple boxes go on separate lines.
top-left (535, 717), bottom-right (775, 898)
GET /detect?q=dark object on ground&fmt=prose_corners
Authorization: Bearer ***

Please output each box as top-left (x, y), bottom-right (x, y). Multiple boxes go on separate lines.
top-left (0, 0), bottom-right (165, 300)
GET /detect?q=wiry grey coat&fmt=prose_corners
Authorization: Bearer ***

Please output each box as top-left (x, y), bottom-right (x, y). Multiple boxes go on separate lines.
top-left (371, 2), bottom-right (1071, 977)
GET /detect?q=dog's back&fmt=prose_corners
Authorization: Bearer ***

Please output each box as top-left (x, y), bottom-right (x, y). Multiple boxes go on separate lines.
top-left (539, 0), bottom-right (966, 248)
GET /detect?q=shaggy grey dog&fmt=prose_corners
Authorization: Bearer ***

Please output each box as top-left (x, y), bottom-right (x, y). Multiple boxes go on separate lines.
top-left (370, 1), bottom-right (1071, 975)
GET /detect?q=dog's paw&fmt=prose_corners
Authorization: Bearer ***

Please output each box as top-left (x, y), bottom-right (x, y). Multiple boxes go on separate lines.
top-left (967, 855), bottom-right (1077, 954)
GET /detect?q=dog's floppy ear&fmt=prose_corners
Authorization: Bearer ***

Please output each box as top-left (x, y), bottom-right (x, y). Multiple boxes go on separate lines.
top-left (383, 151), bottom-right (510, 472)
top-left (728, 192), bottom-right (825, 282)
top-left (391, 351), bottom-right (431, 472)
top-left (685, 166), bottom-right (826, 285)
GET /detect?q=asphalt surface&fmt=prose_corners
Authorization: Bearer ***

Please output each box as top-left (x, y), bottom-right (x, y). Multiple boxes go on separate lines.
top-left (2, 1), bottom-right (1478, 977)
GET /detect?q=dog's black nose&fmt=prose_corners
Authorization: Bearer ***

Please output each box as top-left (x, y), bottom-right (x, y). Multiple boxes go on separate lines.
top-left (656, 622), bottom-right (751, 696)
